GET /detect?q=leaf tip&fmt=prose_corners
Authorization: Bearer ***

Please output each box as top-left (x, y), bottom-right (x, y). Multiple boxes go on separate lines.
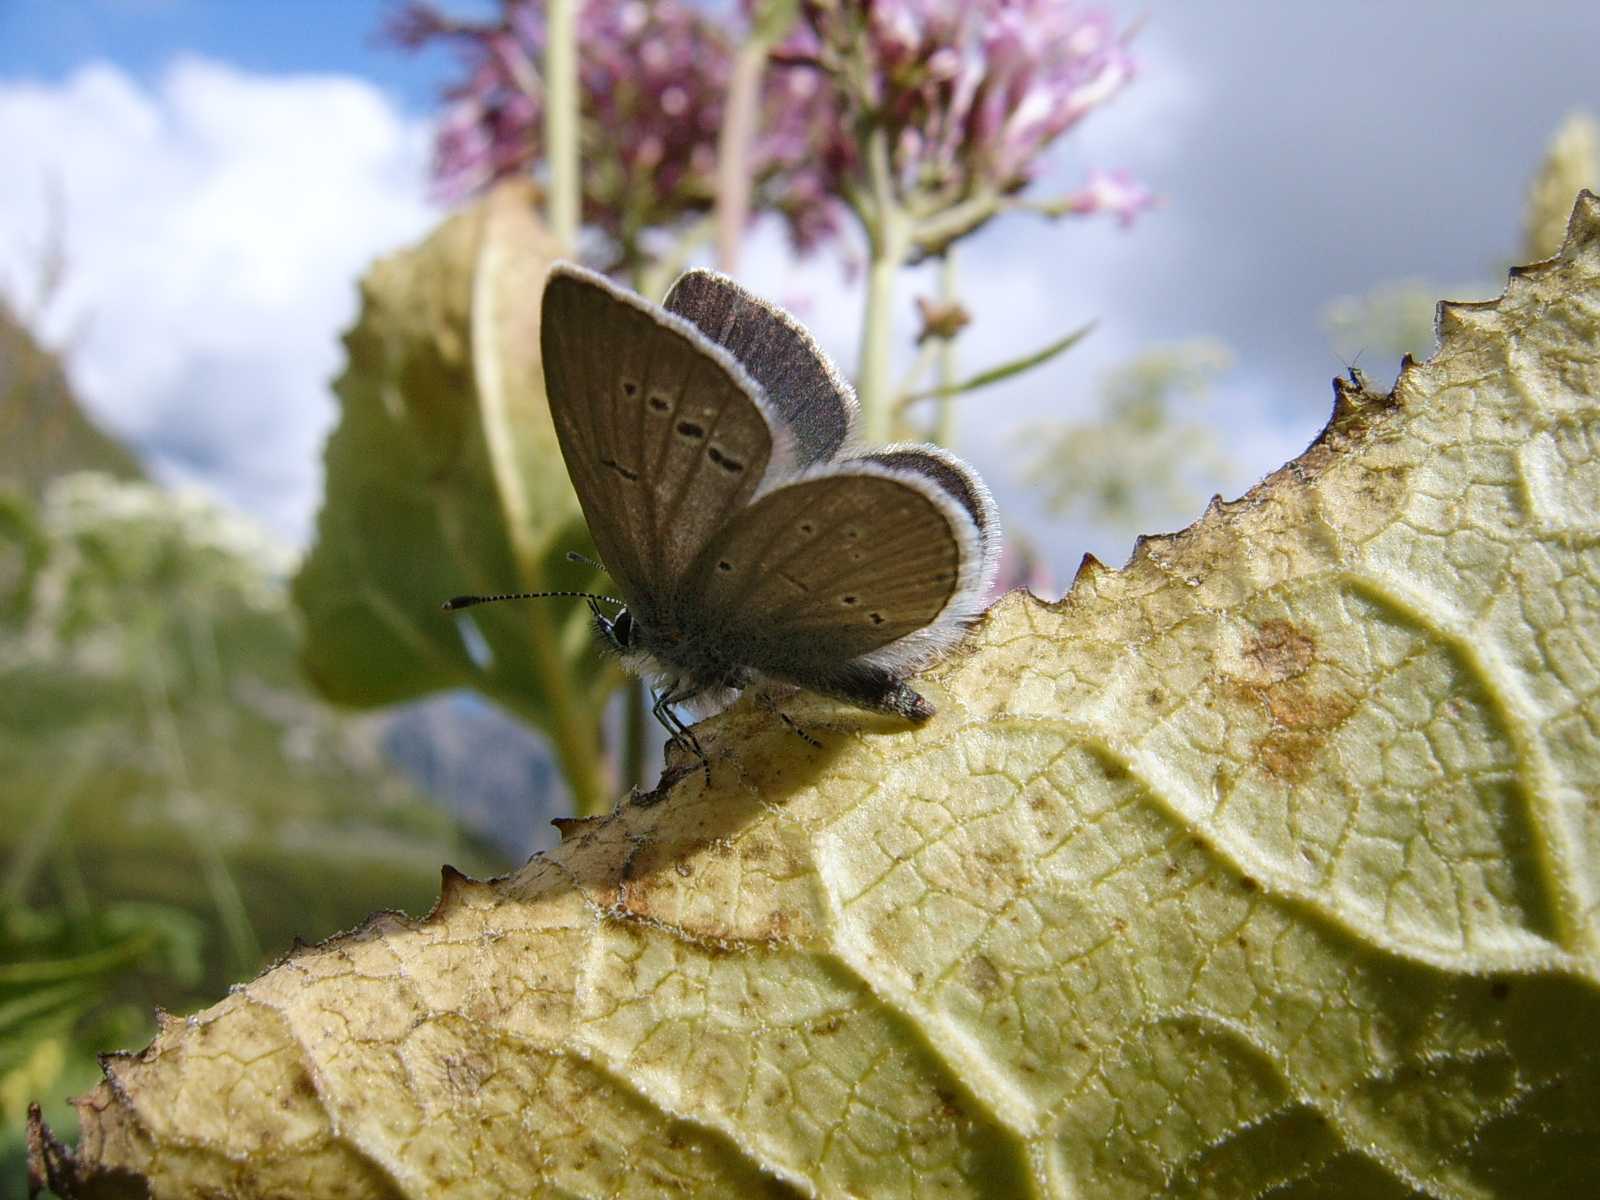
top-left (435, 863), bottom-right (491, 912)
top-left (1070, 552), bottom-right (1107, 591)
top-left (552, 815), bottom-right (602, 842)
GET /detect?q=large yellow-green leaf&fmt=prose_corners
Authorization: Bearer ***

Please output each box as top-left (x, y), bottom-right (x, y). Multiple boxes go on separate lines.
top-left (291, 182), bottom-right (614, 806)
top-left (31, 194), bottom-right (1600, 1198)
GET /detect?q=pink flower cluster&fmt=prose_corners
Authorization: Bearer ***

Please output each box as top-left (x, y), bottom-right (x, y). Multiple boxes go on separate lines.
top-left (773, 0), bottom-right (1142, 218)
top-left (387, 0), bottom-right (1146, 262)
top-left (1056, 167), bottom-right (1156, 226)
top-left (390, 1), bottom-right (742, 260)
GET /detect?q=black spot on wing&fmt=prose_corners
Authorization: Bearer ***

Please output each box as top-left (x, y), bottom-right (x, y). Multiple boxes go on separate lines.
top-left (599, 455), bottom-right (640, 482)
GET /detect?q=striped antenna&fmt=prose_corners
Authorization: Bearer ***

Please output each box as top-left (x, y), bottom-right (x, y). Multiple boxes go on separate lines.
top-left (441, 589), bottom-right (623, 612)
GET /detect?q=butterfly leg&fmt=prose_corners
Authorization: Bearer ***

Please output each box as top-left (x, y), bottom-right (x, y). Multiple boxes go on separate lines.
top-left (650, 684), bottom-right (711, 784)
top-left (775, 709), bottom-right (822, 749)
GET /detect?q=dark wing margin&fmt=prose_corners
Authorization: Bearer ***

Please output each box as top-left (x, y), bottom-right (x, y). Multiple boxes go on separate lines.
top-left (540, 264), bottom-right (780, 616)
top-left (664, 269), bottom-right (858, 467)
top-left (853, 444), bottom-right (999, 561)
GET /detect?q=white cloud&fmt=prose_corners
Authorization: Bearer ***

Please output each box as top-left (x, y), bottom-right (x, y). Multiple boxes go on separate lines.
top-left (0, 56), bottom-right (438, 543)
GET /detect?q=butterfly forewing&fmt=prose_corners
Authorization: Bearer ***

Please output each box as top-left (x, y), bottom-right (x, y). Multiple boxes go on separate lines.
top-left (541, 266), bottom-right (778, 619)
top-left (664, 270), bottom-right (858, 467)
top-left (684, 470), bottom-right (968, 672)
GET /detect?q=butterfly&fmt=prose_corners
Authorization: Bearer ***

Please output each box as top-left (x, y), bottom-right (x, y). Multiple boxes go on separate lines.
top-left (450, 265), bottom-right (1000, 765)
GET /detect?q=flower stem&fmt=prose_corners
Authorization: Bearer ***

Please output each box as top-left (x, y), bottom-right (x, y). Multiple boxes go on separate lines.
top-left (715, 39), bottom-right (768, 273)
top-left (622, 679), bottom-right (647, 792)
top-left (544, 0), bottom-right (580, 250)
top-left (474, 225), bottom-right (608, 815)
top-left (857, 121), bottom-right (913, 442)
top-left (859, 247), bottom-right (899, 443)
top-left (935, 247), bottom-right (959, 447)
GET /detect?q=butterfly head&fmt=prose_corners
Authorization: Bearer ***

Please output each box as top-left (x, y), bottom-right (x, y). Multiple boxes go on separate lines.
top-left (590, 599), bottom-right (636, 654)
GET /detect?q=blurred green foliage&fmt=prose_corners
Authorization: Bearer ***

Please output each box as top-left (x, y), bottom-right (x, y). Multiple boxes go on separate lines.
top-left (1020, 339), bottom-right (1235, 534)
top-left (0, 303), bottom-right (142, 499)
top-left (1, 435), bottom-right (499, 1186)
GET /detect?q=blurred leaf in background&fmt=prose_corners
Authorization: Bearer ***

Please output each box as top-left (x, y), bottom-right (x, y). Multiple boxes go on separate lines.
top-left (1019, 338), bottom-right (1234, 534)
top-left (1324, 110), bottom-right (1598, 377)
top-left (1, 310), bottom-right (499, 1181)
top-left (1524, 110), bottom-right (1599, 261)
top-left (292, 181), bottom-right (619, 815)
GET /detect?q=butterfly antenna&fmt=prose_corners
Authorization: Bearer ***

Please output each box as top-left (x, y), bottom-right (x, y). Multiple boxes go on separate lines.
top-left (441, 589), bottom-right (623, 612)
top-left (566, 550), bottom-right (604, 570)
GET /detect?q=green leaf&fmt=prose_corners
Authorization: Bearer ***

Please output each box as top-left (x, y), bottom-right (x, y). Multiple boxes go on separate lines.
top-left (32, 193), bottom-right (1600, 1198)
top-left (903, 320), bottom-right (1095, 403)
top-left (291, 182), bottom-right (616, 808)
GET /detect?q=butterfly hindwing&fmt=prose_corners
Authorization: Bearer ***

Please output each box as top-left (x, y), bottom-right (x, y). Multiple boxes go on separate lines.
top-left (664, 269), bottom-right (858, 468)
top-left (855, 444), bottom-right (1000, 555)
top-left (682, 458), bottom-right (988, 678)
top-left (541, 266), bottom-right (785, 622)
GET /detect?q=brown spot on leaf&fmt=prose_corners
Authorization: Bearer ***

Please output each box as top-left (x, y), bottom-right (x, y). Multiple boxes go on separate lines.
top-left (1245, 619), bottom-right (1316, 682)
top-left (1263, 680), bottom-right (1350, 730)
top-left (934, 1089), bottom-right (965, 1120)
top-left (1254, 681), bottom-right (1357, 781)
top-left (965, 955), bottom-right (1002, 996)
top-left (1258, 731), bottom-right (1327, 781)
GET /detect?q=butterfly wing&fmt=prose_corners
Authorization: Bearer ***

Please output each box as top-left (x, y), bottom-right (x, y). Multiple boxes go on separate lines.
top-left (540, 265), bottom-right (791, 620)
top-left (682, 447), bottom-right (999, 684)
top-left (854, 443), bottom-right (1001, 567)
top-left (664, 269), bottom-right (858, 467)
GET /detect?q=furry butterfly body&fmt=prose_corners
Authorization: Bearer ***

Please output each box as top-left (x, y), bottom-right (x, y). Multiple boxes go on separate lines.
top-left (538, 264), bottom-right (1001, 744)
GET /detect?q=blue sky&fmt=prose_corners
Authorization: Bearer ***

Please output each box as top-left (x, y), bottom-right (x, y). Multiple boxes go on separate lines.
top-left (0, 0), bottom-right (464, 108)
top-left (2, 3), bottom-right (1597, 574)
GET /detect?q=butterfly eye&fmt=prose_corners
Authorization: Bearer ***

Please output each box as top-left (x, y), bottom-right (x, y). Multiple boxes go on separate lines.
top-left (611, 609), bottom-right (635, 649)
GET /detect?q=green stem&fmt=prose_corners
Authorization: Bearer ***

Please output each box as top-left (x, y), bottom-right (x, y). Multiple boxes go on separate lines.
top-left (471, 254), bottom-right (608, 818)
top-left (934, 248), bottom-right (959, 447)
top-left (0, 928), bottom-right (161, 986)
top-left (858, 209), bottom-right (911, 444)
top-left (544, 0), bottom-right (581, 250)
top-left (856, 123), bottom-right (913, 443)
top-left (911, 187), bottom-right (1003, 257)
top-left (534, 611), bottom-right (608, 814)
top-left (715, 40), bottom-right (769, 273)
top-left (478, 646), bottom-right (608, 815)
top-left (544, 0), bottom-right (604, 819)
top-left (622, 679), bottom-right (648, 793)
